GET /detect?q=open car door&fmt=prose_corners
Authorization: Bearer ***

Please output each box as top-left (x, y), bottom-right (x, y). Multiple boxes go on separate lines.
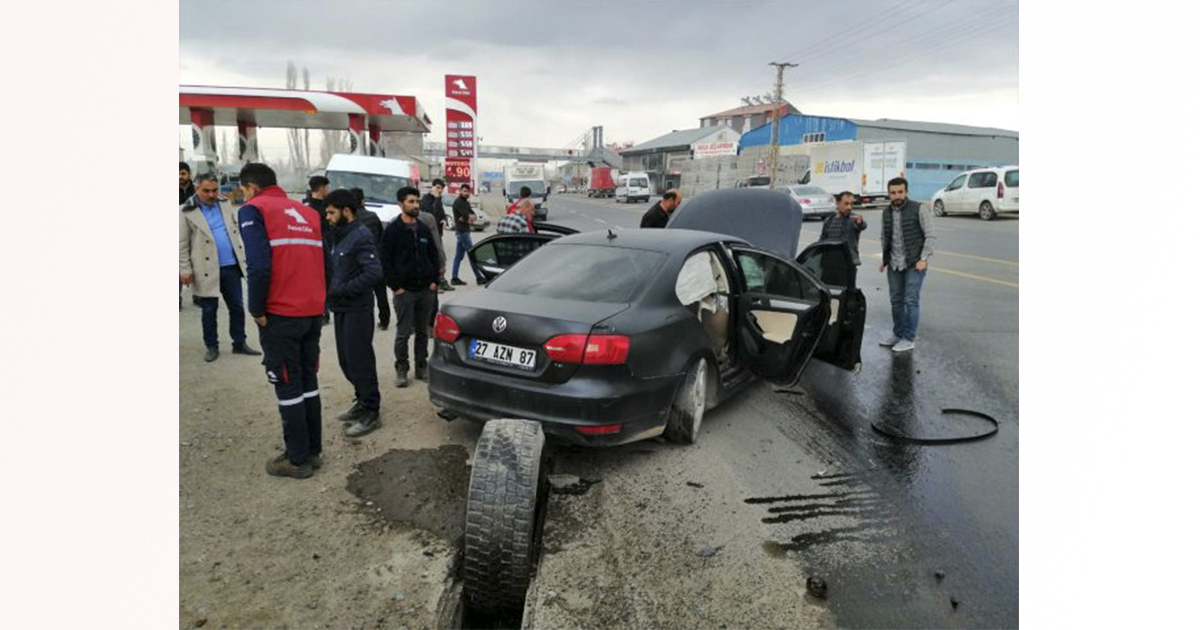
top-left (796, 241), bottom-right (866, 372)
top-left (729, 246), bottom-right (831, 386)
top-left (468, 233), bottom-right (560, 281)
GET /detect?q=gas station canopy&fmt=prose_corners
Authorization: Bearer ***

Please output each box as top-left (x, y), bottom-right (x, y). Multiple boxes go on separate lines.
top-left (179, 85), bottom-right (432, 132)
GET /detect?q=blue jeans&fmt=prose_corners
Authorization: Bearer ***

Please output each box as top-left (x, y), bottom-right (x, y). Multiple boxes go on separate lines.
top-left (198, 265), bottom-right (247, 349)
top-left (886, 266), bottom-right (926, 341)
top-left (452, 231), bottom-right (483, 281)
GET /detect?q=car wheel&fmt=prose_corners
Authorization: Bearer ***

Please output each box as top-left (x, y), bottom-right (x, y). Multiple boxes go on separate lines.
top-left (462, 419), bottom-right (548, 615)
top-left (934, 200), bottom-right (946, 217)
top-left (979, 201), bottom-right (996, 221)
top-left (664, 359), bottom-right (708, 445)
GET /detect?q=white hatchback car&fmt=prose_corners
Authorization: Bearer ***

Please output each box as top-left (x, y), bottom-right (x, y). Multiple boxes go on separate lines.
top-left (932, 166), bottom-right (1019, 221)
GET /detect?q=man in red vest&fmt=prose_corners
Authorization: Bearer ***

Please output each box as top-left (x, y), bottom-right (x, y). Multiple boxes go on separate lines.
top-left (237, 163), bottom-right (327, 479)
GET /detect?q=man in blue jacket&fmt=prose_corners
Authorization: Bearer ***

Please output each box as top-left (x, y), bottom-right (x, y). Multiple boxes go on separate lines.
top-left (381, 186), bottom-right (440, 388)
top-left (324, 189), bottom-right (385, 437)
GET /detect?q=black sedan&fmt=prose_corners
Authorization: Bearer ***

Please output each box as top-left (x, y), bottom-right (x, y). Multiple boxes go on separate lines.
top-left (428, 189), bottom-right (866, 446)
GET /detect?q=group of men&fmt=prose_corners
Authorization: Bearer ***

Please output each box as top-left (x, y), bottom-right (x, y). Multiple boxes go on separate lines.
top-left (634, 177), bottom-right (932, 354)
top-left (179, 162), bottom-right (485, 479)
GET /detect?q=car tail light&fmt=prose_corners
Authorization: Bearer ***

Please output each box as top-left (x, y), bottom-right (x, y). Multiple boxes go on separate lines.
top-left (577, 424), bottom-right (621, 435)
top-left (997, 181), bottom-right (1005, 199)
top-left (800, 198), bottom-right (811, 204)
top-left (543, 334), bottom-right (630, 364)
top-left (434, 313), bottom-right (461, 342)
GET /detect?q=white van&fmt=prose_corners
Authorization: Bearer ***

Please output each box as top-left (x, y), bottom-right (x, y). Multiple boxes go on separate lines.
top-left (931, 166), bottom-right (1019, 221)
top-left (616, 172), bottom-right (652, 203)
top-left (325, 154), bottom-right (421, 223)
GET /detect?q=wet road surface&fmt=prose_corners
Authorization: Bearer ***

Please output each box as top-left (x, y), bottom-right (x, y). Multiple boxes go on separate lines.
top-left (536, 193), bottom-right (1019, 627)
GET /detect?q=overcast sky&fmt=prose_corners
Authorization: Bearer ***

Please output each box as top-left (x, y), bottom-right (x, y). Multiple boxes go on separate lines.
top-left (179, 0), bottom-right (1018, 162)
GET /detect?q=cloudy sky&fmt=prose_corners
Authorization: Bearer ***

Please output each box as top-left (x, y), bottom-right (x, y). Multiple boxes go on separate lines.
top-left (179, 0), bottom-right (1018, 162)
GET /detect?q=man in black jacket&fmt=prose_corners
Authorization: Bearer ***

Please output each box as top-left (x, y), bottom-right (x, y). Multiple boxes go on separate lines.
top-left (450, 184), bottom-right (486, 285)
top-left (640, 190), bottom-right (681, 228)
top-left (381, 186), bottom-right (440, 388)
top-left (304, 176), bottom-right (334, 325)
top-left (324, 189), bottom-right (384, 437)
top-left (351, 188), bottom-right (392, 331)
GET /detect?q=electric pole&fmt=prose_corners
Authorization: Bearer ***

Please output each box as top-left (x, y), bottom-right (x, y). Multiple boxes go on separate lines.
top-left (767, 61), bottom-right (797, 189)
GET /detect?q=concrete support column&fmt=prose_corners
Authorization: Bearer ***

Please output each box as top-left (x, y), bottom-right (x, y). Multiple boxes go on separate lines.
top-left (237, 120), bottom-right (259, 162)
top-left (368, 123), bottom-right (383, 157)
top-left (188, 108), bottom-right (218, 172)
top-left (347, 114), bottom-right (366, 155)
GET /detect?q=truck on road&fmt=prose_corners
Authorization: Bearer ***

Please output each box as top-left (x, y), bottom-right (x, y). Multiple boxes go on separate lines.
top-left (797, 140), bottom-right (906, 206)
top-left (503, 163), bottom-right (549, 220)
top-left (587, 167), bottom-right (618, 197)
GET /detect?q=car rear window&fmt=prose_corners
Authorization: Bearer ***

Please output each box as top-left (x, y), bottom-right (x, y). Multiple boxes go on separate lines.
top-left (791, 186), bottom-right (825, 195)
top-left (1004, 170), bottom-right (1019, 187)
top-left (488, 244), bottom-right (668, 303)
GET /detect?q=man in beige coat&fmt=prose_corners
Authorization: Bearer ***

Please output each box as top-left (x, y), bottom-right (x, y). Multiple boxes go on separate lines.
top-left (180, 173), bottom-right (261, 362)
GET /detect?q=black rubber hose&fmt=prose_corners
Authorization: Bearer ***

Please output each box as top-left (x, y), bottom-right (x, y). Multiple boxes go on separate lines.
top-left (871, 408), bottom-right (999, 444)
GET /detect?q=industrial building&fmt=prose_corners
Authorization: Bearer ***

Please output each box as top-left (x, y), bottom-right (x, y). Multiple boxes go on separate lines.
top-left (621, 126), bottom-right (741, 193)
top-left (738, 113), bottom-right (1018, 199)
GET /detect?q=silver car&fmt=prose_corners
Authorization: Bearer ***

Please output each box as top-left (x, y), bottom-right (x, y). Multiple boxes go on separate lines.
top-left (782, 185), bottom-right (836, 221)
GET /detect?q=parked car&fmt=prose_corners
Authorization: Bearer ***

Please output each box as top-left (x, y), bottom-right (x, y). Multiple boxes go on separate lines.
top-left (932, 166), bottom-right (1019, 221)
top-left (735, 176), bottom-right (772, 189)
top-left (427, 188), bottom-right (865, 447)
top-left (781, 185), bottom-right (836, 221)
top-left (443, 193), bottom-right (490, 231)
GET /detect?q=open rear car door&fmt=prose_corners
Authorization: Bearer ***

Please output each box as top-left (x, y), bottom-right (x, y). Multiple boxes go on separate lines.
top-left (796, 241), bottom-right (866, 372)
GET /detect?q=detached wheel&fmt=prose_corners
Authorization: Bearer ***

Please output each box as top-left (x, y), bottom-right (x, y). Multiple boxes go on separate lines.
top-left (979, 201), bottom-right (997, 221)
top-left (664, 360), bottom-right (709, 444)
top-left (463, 419), bottom-right (547, 615)
top-left (933, 200), bottom-right (946, 217)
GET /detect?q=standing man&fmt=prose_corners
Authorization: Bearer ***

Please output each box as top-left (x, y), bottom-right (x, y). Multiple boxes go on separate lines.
top-left (820, 191), bottom-right (868, 265)
top-left (179, 173), bottom-right (260, 362)
top-left (305, 176), bottom-right (334, 325)
top-left (450, 184), bottom-right (486, 285)
top-left (238, 163), bottom-right (327, 479)
top-left (323, 189), bottom-right (384, 438)
top-left (179, 162), bottom-right (195, 205)
top-left (351, 188), bottom-right (392, 331)
top-left (381, 186), bottom-right (440, 388)
top-left (640, 190), bottom-right (682, 228)
top-left (420, 179), bottom-right (451, 291)
top-left (878, 177), bottom-right (935, 354)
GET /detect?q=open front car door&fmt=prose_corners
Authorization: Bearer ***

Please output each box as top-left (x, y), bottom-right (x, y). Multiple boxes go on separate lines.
top-left (730, 246), bottom-right (831, 386)
top-left (796, 241), bottom-right (866, 372)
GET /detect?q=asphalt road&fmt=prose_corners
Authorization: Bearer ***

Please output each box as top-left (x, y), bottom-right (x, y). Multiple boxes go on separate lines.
top-left (531, 192), bottom-right (1019, 628)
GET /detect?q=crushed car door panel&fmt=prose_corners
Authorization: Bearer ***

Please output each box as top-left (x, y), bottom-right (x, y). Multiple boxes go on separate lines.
top-left (796, 241), bottom-right (866, 372)
top-left (729, 247), bottom-right (830, 385)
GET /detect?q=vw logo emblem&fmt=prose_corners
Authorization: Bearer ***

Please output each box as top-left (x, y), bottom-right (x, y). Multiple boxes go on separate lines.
top-left (492, 316), bottom-right (507, 334)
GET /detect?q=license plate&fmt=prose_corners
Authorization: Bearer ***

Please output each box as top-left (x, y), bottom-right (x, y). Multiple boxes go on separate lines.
top-left (469, 338), bottom-right (538, 371)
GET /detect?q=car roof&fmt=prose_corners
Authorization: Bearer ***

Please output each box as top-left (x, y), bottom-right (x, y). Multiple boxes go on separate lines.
top-left (548, 228), bottom-right (745, 254)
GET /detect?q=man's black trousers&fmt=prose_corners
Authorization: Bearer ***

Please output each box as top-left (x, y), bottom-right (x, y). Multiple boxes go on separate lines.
top-left (373, 282), bottom-right (390, 327)
top-left (334, 308), bottom-right (381, 410)
top-left (259, 315), bottom-right (323, 465)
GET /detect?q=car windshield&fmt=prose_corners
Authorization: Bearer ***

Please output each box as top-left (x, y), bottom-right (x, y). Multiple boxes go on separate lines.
top-left (488, 244), bottom-right (667, 303)
top-left (507, 181), bottom-right (547, 196)
top-left (746, 176), bottom-right (771, 187)
top-left (790, 186), bottom-right (826, 195)
top-left (629, 178), bottom-right (649, 188)
top-left (326, 171), bottom-right (412, 204)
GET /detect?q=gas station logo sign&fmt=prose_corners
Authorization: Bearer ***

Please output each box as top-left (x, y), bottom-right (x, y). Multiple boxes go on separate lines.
top-left (445, 75), bottom-right (477, 193)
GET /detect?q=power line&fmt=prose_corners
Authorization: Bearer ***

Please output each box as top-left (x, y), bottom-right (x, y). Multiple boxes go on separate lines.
top-left (798, 14), bottom-right (1018, 94)
top-left (772, 1), bottom-right (915, 64)
top-left (791, 3), bottom-right (1017, 88)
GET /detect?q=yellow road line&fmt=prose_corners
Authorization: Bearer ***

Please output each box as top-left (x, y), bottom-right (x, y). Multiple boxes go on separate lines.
top-left (859, 247), bottom-right (1018, 267)
top-left (864, 254), bottom-right (1019, 289)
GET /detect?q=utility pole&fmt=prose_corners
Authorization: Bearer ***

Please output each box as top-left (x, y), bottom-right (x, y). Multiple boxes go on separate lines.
top-left (767, 61), bottom-right (797, 189)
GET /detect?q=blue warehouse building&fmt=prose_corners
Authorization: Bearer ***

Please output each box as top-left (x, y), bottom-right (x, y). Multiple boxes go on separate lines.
top-left (739, 113), bottom-right (1019, 200)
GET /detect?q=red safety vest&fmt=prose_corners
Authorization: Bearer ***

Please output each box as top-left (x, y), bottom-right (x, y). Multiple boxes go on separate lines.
top-left (255, 186), bottom-right (326, 317)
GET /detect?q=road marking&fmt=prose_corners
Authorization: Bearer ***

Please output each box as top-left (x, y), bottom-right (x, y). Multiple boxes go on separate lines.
top-left (865, 253), bottom-right (1018, 289)
top-left (860, 245), bottom-right (1017, 267)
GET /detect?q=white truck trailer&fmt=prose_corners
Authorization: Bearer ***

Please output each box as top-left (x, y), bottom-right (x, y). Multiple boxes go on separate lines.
top-left (797, 140), bottom-right (907, 206)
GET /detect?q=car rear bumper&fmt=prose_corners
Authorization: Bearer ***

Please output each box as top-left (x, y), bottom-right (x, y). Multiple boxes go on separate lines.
top-left (998, 199), bottom-right (1019, 213)
top-left (428, 351), bottom-right (681, 446)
